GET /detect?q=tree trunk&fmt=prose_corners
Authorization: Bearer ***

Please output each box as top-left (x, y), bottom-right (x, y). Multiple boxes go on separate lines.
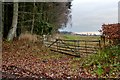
top-left (0, 2), bottom-right (2, 37)
top-left (31, 2), bottom-right (35, 34)
top-left (7, 2), bottom-right (18, 41)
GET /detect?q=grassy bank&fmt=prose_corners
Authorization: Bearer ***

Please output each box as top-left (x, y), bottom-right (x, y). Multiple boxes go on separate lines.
top-left (80, 45), bottom-right (120, 78)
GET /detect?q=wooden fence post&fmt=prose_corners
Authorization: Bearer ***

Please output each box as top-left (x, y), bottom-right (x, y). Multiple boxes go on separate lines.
top-left (74, 40), bottom-right (76, 53)
top-left (57, 39), bottom-right (58, 51)
top-left (99, 40), bottom-right (101, 49)
top-left (85, 41), bottom-right (87, 53)
top-left (77, 40), bottom-right (80, 51)
top-left (77, 40), bottom-right (80, 56)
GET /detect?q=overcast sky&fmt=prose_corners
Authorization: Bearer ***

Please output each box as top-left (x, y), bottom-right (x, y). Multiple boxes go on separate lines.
top-left (60, 0), bottom-right (120, 33)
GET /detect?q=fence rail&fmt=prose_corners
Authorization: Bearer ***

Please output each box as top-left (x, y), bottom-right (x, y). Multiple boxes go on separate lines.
top-left (46, 39), bottom-right (101, 57)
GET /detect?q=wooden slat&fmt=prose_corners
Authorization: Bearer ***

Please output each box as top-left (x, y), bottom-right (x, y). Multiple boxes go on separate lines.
top-left (50, 49), bottom-right (80, 57)
top-left (57, 39), bottom-right (100, 42)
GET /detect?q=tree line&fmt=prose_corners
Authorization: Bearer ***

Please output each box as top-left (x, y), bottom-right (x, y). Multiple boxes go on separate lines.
top-left (2, 2), bottom-right (72, 41)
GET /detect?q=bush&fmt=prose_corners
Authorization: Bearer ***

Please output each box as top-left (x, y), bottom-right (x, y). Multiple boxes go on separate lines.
top-left (100, 23), bottom-right (120, 45)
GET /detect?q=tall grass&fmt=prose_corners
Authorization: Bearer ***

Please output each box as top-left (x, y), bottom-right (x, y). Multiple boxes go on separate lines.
top-left (19, 33), bottom-right (42, 43)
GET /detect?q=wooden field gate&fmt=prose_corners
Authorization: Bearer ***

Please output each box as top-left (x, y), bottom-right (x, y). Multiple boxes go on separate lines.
top-left (46, 39), bottom-right (101, 57)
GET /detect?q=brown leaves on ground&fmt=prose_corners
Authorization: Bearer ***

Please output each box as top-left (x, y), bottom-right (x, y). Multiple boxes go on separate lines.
top-left (2, 40), bottom-right (95, 79)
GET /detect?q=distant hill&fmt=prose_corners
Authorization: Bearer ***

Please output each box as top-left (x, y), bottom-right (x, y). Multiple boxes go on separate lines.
top-left (59, 31), bottom-right (73, 34)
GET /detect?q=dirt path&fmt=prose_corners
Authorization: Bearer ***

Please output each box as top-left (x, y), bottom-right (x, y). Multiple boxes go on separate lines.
top-left (2, 40), bottom-right (96, 79)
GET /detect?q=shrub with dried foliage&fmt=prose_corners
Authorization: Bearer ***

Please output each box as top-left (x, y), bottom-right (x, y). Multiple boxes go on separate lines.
top-left (100, 23), bottom-right (120, 44)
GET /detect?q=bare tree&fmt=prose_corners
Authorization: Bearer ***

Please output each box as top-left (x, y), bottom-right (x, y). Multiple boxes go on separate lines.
top-left (31, 2), bottom-right (35, 34)
top-left (7, 2), bottom-right (18, 41)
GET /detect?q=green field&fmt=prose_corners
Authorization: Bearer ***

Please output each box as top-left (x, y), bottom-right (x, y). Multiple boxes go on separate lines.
top-left (61, 34), bottom-right (100, 40)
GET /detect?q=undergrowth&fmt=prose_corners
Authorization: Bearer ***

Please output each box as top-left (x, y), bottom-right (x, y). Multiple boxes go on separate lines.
top-left (81, 45), bottom-right (120, 78)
